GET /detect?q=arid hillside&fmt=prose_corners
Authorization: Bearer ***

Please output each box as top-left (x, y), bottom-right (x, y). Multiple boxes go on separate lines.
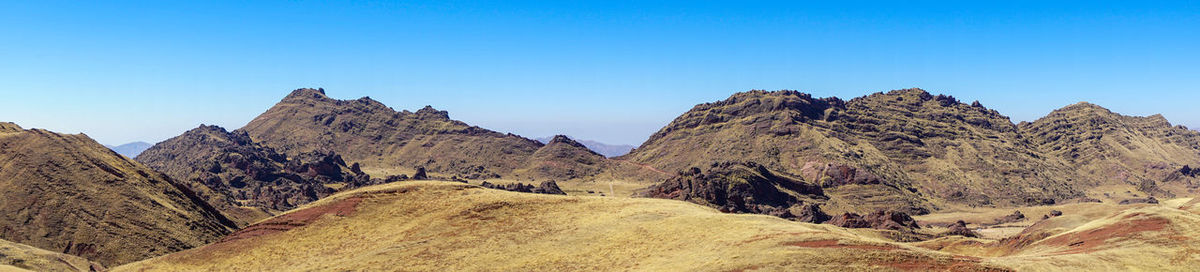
top-left (113, 181), bottom-right (1008, 271)
top-left (626, 89), bottom-right (1158, 215)
top-left (0, 122), bottom-right (237, 266)
top-left (1022, 102), bottom-right (1200, 201)
top-left (136, 125), bottom-right (374, 226)
top-left (241, 88), bottom-right (580, 180)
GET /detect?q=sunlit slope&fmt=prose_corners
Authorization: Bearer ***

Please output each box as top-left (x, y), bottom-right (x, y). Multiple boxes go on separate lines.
top-left (915, 200), bottom-right (1200, 270)
top-left (0, 122), bottom-right (237, 266)
top-left (0, 238), bottom-right (102, 272)
top-left (116, 181), bottom-right (1004, 271)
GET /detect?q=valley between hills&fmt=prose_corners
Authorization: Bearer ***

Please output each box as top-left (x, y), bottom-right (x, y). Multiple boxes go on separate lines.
top-left (3, 88), bottom-right (1200, 271)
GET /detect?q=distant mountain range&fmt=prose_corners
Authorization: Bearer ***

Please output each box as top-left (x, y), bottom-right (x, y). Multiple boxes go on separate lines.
top-left (534, 136), bottom-right (635, 158)
top-left (105, 141), bottom-right (152, 158)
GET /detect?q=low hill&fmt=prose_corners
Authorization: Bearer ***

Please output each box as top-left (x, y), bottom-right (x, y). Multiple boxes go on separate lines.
top-left (114, 181), bottom-right (1008, 271)
top-left (1, 238), bottom-right (102, 272)
top-left (512, 135), bottom-right (607, 181)
top-left (136, 125), bottom-right (373, 226)
top-left (0, 122), bottom-right (237, 266)
top-left (535, 136), bottom-right (635, 157)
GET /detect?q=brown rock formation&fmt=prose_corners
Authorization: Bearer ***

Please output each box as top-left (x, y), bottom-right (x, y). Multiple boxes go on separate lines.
top-left (136, 124), bottom-right (373, 226)
top-left (640, 162), bottom-right (830, 223)
top-left (0, 122), bottom-right (236, 266)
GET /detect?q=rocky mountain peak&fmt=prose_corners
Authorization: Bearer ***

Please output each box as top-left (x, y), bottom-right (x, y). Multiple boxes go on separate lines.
top-left (415, 105), bottom-right (450, 119)
top-left (283, 88), bottom-right (331, 102)
top-left (547, 135), bottom-right (586, 148)
top-left (0, 122), bottom-right (22, 132)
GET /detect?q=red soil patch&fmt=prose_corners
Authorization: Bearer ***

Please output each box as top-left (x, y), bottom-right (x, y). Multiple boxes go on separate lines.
top-left (1040, 215), bottom-right (1169, 255)
top-left (783, 239), bottom-right (899, 251)
top-left (217, 196), bottom-right (366, 243)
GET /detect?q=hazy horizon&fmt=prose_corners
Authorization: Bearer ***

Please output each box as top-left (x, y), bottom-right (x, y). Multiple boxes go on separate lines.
top-left (3, 1), bottom-right (1198, 146)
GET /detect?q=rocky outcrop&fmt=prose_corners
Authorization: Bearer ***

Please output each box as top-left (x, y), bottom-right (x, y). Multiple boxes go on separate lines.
top-left (137, 124), bottom-right (375, 226)
top-left (1119, 197), bottom-right (1159, 205)
top-left (990, 210), bottom-right (1027, 225)
top-left (827, 210), bottom-right (920, 231)
top-left (479, 181), bottom-right (567, 195)
top-left (940, 220), bottom-right (979, 238)
top-left (641, 162), bottom-right (829, 223)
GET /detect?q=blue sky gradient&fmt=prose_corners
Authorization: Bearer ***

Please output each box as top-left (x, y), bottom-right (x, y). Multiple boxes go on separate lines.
top-left (1, 1), bottom-right (1197, 146)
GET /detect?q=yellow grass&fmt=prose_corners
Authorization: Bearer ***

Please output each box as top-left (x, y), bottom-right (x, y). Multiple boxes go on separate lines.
top-left (116, 181), bottom-right (1003, 271)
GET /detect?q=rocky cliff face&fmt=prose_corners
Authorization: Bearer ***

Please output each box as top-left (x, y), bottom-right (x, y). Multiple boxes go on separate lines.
top-left (1021, 102), bottom-right (1200, 200)
top-left (641, 162), bottom-right (831, 223)
top-left (240, 88), bottom-right (602, 181)
top-left (136, 124), bottom-right (373, 226)
top-left (630, 89), bottom-right (1093, 214)
top-left (0, 122), bottom-right (236, 266)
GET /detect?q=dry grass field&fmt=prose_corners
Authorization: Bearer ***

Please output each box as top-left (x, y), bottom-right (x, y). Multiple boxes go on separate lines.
top-left (115, 181), bottom-right (1007, 271)
top-left (114, 180), bottom-right (1200, 271)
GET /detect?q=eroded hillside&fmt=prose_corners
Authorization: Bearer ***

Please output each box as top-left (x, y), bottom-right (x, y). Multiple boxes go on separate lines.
top-left (0, 122), bottom-right (237, 266)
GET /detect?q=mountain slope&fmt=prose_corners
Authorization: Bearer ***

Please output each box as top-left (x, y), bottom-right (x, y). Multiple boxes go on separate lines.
top-left (105, 141), bottom-right (151, 158)
top-left (241, 88), bottom-right (595, 180)
top-left (1021, 102), bottom-right (1200, 200)
top-left (1, 238), bottom-right (102, 272)
top-left (626, 89), bottom-right (1085, 214)
top-left (0, 122), bottom-right (237, 266)
top-left (114, 181), bottom-right (1007, 271)
top-left (136, 125), bottom-right (373, 226)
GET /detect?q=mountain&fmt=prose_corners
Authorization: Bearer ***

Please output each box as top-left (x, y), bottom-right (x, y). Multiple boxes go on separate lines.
top-left (0, 122), bottom-right (237, 266)
top-left (513, 135), bottom-right (607, 181)
top-left (240, 88), bottom-right (604, 181)
top-left (535, 136), bottom-right (635, 157)
top-left (625, 89), bottom-right (1087, 214)
top-left (1021, 102), bottom-right (1200, 200)
top-left (136, 125), bottom-right (374, 226)
top-left (105, 141), bottom-right (151, 158)
top-left (112, 181), bottom-right (1008, 271)
top-left (1, 238), bottom-right (103, 272)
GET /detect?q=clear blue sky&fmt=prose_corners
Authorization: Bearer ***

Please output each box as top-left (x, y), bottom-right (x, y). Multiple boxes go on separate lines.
top-left (2, 1), bottom-right (1197, 146)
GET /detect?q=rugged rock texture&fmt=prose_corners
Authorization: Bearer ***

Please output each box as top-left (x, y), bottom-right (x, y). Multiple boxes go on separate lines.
top-left (1022, 102), bottom-right (1200, 199)
top-left (479, 181), bottom-right (567, 195)
top-left (828, 210), bottom-right (921, 231)
top-left (640, 162), bottom-right (830, 223)
top-left (940, 220), bottom-right (979, 238)
top-left (136, 125), bottom-right (373, 226)
top-left (0, 122), bottom-right (236, 266)
top-left (241, 88), bottom-right (576, 180)
top-left (1, 238), bottom-right (103, 272)
top-left (991, 210), bottom-right (1027, 225)
top-left (628, 89), bottom-right (1083, 213)
top-left (514, 135), bottom-right (607, 181)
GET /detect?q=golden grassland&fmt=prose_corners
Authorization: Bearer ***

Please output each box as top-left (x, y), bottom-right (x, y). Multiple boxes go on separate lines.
top-left (115, 181), bottom-right (1007, 271)
top-left (114, 180), bottom-right (1200, 271)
